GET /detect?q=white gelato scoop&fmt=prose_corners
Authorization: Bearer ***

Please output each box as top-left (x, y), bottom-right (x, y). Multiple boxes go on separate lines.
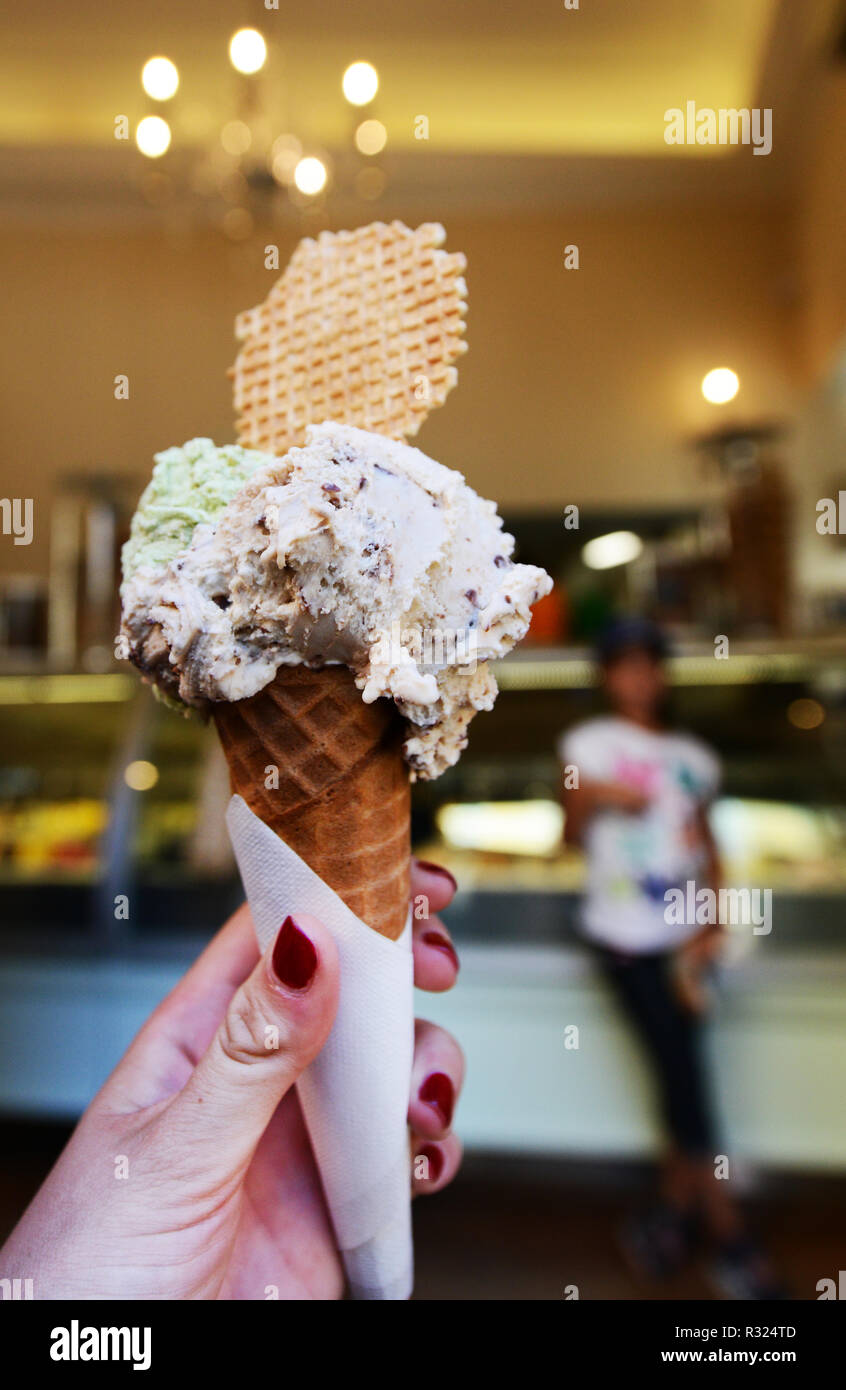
top-left (121, 422), bottom-right (551, 779)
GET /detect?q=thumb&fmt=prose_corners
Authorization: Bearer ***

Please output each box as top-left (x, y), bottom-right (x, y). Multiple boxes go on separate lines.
top-left (157, 913), bottom-right (339, 1177)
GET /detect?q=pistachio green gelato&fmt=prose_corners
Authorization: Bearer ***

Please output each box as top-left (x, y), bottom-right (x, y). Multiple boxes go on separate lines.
top-left (121, 438), bottom-right (274, 588)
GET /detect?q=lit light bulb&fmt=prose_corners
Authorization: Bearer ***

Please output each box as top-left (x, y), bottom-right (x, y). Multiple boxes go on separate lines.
top-left (229, 28), bottom-right (267, 75)
top-left (124, 760), bottom-right (159, 791)
top-left (220, 120), bottom-right (252, 156)
top-left (355, 119), bottom-right (387, 155)
top-left (136, 116), bottom-right (171, 158)
top-left (701, 367), bottom-right (739, 404)
top-left (294, 155), bottom-right (327, 196)
top-left (342, 61), bottom-right (378, 106)
top-left (581, 531), bottom-right (643, 571)
top-left (141, 56), bottom-right (179, 101)
top-left (269, 133), bottom-right (302, 186)
top-left (787, 698), bottom-right (824, 730)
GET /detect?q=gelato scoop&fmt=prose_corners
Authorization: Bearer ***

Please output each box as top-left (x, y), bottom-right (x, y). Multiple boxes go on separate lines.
top-left (120, 421), bottom-right (551, 779)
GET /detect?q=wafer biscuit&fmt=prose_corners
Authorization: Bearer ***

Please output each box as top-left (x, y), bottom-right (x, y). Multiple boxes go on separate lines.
top-left (230, 221), bottom-right (467, 454)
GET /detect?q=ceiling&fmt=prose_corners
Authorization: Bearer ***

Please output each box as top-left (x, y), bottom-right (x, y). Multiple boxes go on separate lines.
top-left (2, 0), bottom-right (779, 153)
top-left (0, 0), bottom-right (843, 222)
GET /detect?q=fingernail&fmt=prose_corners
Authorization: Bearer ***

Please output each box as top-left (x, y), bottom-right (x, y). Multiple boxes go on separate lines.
top-left (271, 916), bottom-right (318, 990)
top-left (419, 1072), bottom-right (454, 1127)
top-left (416, 1144), bottom-right (444, 1183)
top-left (415, 861), bottom-right (458, 893)
top-left (422, 931), bottom-right (460, 973)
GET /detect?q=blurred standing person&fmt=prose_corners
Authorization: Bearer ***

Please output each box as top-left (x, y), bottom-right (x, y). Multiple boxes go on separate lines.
top-left (559, 617), bottom-right (784, 1299)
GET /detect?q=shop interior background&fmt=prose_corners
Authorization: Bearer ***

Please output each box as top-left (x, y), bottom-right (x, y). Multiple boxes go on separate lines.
top-left (1, 0), bottom-right (846, 1298)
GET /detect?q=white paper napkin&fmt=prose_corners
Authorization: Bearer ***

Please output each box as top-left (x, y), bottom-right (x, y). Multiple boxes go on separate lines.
top-left (225, 795), bottom-right (415, 1300)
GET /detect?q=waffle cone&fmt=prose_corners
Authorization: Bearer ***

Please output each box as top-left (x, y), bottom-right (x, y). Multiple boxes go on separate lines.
top-left (212, 665), bottom-right (411, 939)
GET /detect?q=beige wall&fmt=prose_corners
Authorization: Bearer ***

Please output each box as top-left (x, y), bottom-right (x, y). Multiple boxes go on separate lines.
top-left (780, 65), bottom-right (846, 606)
top-left (0, 198), bottom-right (805, 577)
top-left (794, 68), bottom-right (846, 382)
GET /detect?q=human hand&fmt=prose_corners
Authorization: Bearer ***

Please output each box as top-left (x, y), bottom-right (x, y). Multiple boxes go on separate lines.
top-left (681, 922), bottom-right (725, 967)
top-left (0, 860), bottom-right (463, 1300)
top-left (674, 924), bottom-right (724, 1014)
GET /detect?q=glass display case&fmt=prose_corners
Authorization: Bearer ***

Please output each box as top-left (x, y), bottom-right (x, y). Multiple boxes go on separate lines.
top-left (2, 648), bottom-right (846, 1162)
top-left (0, 675), bottom-right (241, 951)
top-left (2, 641), bottom-right (846, 956)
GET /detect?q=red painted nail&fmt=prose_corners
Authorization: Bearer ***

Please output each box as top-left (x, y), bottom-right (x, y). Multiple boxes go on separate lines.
top-left (422, 931), bottom-right (459, 973)
top-left (415, 861), bottom-right (458, 894)
top-left (271, 916), bottom-right (318, 990)
top-left (417, 1144), bottom-right (444, 1183)
top-left (419, 1071), bottom-right (454, 1127)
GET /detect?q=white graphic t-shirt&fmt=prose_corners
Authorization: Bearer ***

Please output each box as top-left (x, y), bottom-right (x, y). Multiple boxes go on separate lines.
top-left (558, 716), bottom-right (720, 954)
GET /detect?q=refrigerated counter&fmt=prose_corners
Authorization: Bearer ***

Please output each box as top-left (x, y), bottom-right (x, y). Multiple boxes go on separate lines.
top-left (1, 646), bottom-right (845, 1168)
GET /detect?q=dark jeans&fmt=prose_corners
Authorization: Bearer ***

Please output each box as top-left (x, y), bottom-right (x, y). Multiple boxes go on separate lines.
top-left (592, 944), bottom-right (718, 1158)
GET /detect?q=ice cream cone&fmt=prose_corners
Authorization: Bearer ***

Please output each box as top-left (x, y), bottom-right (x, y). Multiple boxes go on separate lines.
top-left (212, 665), bottom-right (411, 939)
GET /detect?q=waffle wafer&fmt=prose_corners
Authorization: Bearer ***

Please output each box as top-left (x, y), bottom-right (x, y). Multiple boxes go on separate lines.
top-left (230, 221), bottom-right (467, 454)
